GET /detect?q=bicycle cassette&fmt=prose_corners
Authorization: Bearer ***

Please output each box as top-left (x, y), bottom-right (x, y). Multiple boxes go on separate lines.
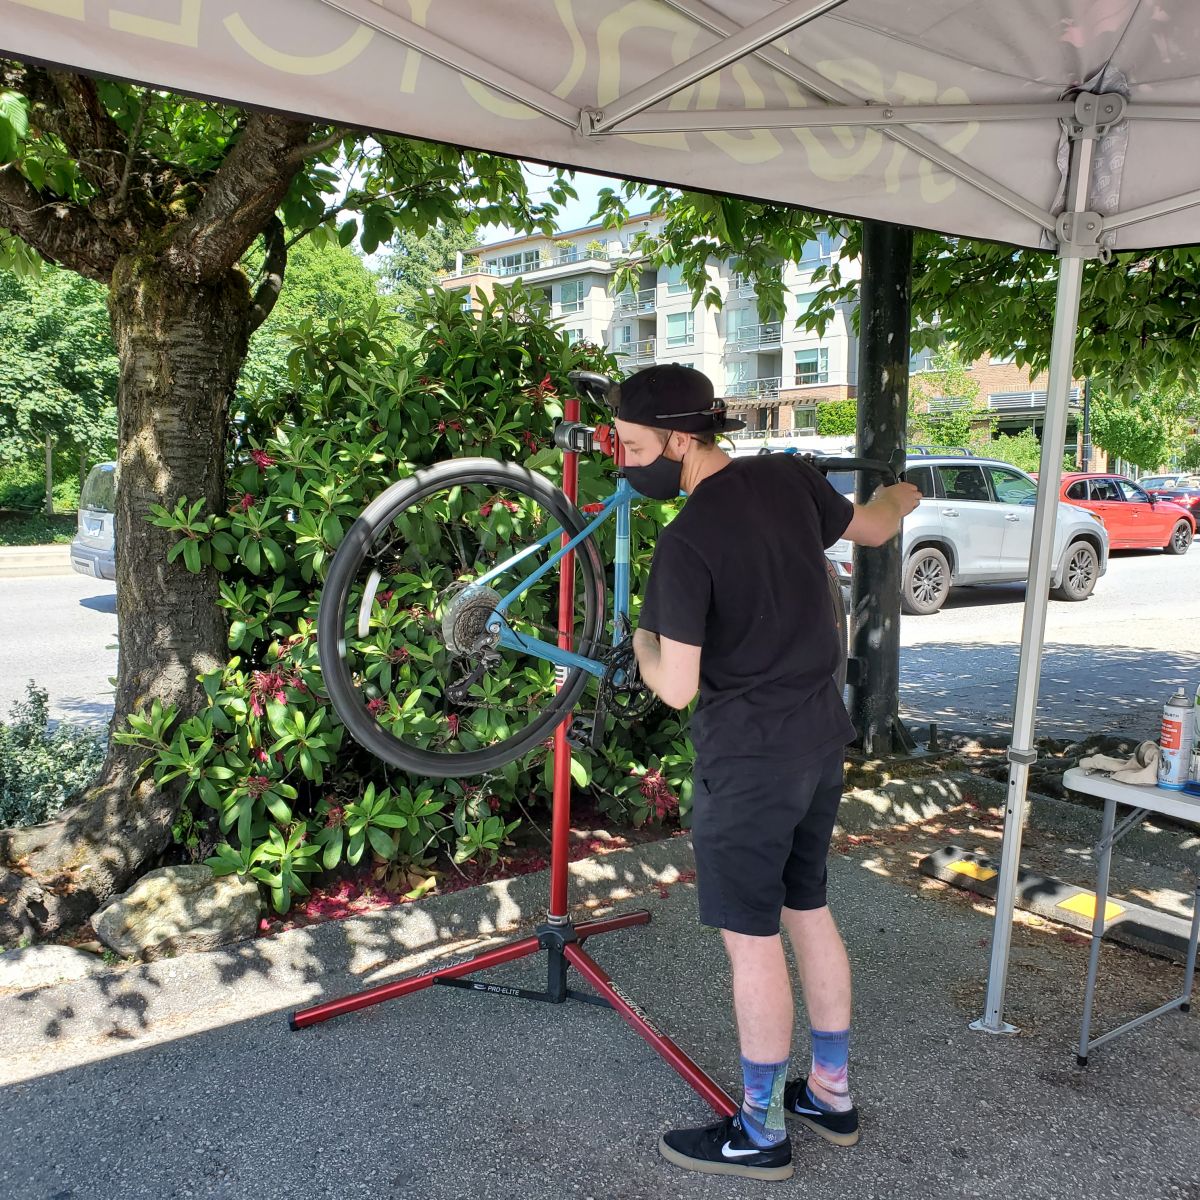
top-left (439, 582), bottom-right (502, 656)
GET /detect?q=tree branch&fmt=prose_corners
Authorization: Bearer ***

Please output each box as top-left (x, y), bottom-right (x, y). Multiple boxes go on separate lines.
top-left (247, 216), bottom-right (287, 334)
top-left (0, 165), bottom-right (119, 282)
top-left (290, 128), bottom-right (349, 163)
top-left (165, 111), bottom-right (314, 283)
top-left (114, 89), bottom-right (149, 213)
top-left (47, 70), bottom-right (127, 193)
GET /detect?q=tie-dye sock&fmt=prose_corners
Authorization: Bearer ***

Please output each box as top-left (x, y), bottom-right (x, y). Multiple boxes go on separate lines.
top-left (739, 1055), bottom-right (789, 1146)
top-left (807, 1027), bottom-right (852, 1113)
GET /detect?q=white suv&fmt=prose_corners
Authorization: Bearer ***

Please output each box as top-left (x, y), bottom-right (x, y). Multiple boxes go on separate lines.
top-left (824, 453), bottom-right (1109, 614)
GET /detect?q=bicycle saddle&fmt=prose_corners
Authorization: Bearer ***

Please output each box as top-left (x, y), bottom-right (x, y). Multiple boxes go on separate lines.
top-left (567, 370), bottom-right (614, 407)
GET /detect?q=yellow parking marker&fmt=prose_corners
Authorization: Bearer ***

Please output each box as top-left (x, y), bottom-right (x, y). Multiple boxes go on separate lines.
top-left (1057, 892), bottom-right (1123, 922)
top-left (946, 859), bottom-right (997, 883)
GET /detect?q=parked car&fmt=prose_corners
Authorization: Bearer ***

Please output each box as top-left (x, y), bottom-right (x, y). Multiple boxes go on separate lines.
top-left (1145, 484), bottom-right (1200, 520)
top-left (824, 453), bottom-right (1109, 614)
top-left (70, 461), bottom-right (117, 580)
top-left (1059, 472), bottom-right (1195, 555)
top-left (1138, 473), bottom-right (1200, 490)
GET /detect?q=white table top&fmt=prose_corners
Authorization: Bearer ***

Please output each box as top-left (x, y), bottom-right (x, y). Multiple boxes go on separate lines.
top-left (1063, 766), bottom-right (1200, 826)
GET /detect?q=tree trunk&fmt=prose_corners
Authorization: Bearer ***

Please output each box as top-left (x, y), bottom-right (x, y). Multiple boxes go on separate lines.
top-left (44, 433), bottom-right (53, 517)
top-left (0, 255), bottom-right (253, 942)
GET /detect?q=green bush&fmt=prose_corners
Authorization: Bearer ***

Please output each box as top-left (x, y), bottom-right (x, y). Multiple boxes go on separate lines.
top-left (974, 428), bottom-right (1072, 475)
top-left (117, 286), bottom-right (693, 914)
top-left (0, 458), bottom-right (84, 513)
top-left (0, 684), bottom-right (107, 828)
top-left (816, 399), bottom-right (856, 437)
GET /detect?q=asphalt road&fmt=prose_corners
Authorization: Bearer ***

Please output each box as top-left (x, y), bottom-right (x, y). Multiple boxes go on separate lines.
top-left (0, 574), bottom-right (117, 727)
top-left (1, 546), bottom-right (1198, 741)
top-left (899, 544), bottom-right (1200, 740)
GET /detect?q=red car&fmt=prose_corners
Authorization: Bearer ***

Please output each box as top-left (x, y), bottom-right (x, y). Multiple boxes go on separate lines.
top-left (1060, 473), bottom-right (1195, 554)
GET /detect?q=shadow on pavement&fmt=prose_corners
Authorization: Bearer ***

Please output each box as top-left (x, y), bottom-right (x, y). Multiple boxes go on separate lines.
top-left (902, 641), bottom-right (1200, 738)
top-left (78, 593), bottom-right (117, 614)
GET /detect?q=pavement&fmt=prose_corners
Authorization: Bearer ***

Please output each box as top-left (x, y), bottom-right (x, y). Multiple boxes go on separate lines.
top-left (2, 779), bottom-right (1199, 1200)
top-left (900, 545), bottom-right (1200, 740)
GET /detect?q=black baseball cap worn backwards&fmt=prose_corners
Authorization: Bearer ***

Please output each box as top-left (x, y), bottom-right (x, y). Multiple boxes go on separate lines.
top-left (614, 364), bottom-right (746, 434)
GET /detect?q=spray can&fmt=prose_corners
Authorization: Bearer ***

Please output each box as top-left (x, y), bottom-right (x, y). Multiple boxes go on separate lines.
top-left (1158, 687), bottom-right (1194, 790)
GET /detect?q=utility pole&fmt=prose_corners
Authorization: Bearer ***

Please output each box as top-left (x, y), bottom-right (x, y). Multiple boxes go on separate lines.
top-left (848, 220), bottom-right (913, 755)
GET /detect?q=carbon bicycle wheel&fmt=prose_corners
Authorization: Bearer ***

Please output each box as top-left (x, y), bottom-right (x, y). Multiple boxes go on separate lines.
top-left (319, 458), bottom-right (606, 778)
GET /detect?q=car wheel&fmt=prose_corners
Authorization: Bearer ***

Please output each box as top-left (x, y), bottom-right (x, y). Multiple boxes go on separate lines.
top-left (1051, 540), bottom-right (1099, 601)
top-left (901, 547), bottom-right (951, 615)
top-left (1164, 519), bottom-right (1193, 556)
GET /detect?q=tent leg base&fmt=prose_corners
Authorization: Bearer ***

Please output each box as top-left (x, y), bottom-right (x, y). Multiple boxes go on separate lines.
top-left (969, 1017), bottom-right (1019, 1036)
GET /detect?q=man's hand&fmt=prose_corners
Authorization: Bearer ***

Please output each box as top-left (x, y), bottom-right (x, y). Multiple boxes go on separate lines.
top-left (844, 480), bottom-right (922, 547)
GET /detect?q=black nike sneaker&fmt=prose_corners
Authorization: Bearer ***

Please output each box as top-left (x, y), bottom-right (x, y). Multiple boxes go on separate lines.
top-left (658, 1109), bottom-right (794, 1180)
top-left (783, 1077), bottom-right (860, 1146)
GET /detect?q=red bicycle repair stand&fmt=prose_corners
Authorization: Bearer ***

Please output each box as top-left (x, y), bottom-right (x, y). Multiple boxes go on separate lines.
top-left (289, 396), bottom-right (734, 1118)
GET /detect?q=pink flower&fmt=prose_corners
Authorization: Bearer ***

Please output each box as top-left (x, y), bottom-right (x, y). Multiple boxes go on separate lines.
top-left (249, 667), bottom-right (289, 716)
top-left (240, 492), bottom-right (255, 512)
top-left (387, 646), bottom-right (410, 664)
top-left (247, 775), bottom-right (271, 797)
top-left (447, 713), bottom-right (460, 737)
top-left (367, 697), bottom-right (385, 715)
top-left (250, 449), bottom-right (276, 469)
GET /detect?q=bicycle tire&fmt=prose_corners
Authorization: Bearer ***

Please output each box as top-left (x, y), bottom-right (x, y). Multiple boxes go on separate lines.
top-left (319, 458), bottom-right (606, 778)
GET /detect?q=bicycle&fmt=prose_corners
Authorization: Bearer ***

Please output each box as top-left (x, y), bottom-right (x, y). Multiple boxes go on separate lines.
top-left (318, 371), bottom-right (893, 778)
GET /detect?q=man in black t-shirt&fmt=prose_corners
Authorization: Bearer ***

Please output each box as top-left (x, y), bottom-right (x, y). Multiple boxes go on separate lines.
top-left (614, 364), bottom-right (920, 1182)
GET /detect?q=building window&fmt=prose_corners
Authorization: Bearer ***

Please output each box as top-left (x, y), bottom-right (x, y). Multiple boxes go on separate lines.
top-left (450, 288), bottom-right (471, 313)
top-left (798, 230), bottom-right (835, 270)
top-left (559, 279), bottom-right (585, 314)
top-left (909, 348), bottom-right (937, 374)
top-left (795, 289), bottom-right (820, 312)
top-left (794, 347), bottom-right (829, 385)
top-left (613, 324), bottom-right (632, 346)
top-left (726, 307), bottom-right (753, 336)
top-left (792, 405), bottom-right (817, 430)
top-left (666, 312), bottom-right (695, 347)
top-left (564, 328), bottom-right (584, 345)
top-left (991, 351), bottom-right (1016, 366)
top-left (662, 263), bottom-right (689, 295)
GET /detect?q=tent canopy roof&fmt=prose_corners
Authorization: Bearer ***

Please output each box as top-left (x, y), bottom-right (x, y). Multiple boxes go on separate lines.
top-left (5, 1), bottom-right (1200, 252)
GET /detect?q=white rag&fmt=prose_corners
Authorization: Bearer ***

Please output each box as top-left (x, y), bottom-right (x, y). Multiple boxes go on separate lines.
top-left (1078, 740), bottom-right (1159, 785)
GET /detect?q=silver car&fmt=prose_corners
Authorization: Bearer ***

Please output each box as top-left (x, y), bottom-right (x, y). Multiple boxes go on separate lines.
top-left (825, 453), bottom-right (1109, 614)
top-left (70, 462), bottom-right (117, 581)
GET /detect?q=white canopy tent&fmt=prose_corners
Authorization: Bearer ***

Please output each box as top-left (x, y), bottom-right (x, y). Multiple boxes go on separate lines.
top-left (6, 0), bottom-right (1200, 1033)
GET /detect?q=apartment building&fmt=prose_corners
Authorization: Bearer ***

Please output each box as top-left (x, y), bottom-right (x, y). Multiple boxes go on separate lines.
top-left (439, 213), bottom-right (860, 439)
top-left (439, 214), bottom-right (1077, 451)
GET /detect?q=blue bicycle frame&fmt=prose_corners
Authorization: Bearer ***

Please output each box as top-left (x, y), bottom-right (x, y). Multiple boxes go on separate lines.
top-left (470, 475), bottom-right (640, 680)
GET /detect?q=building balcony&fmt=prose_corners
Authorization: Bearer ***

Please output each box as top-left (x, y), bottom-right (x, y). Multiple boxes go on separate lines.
top-left (729, 322), bottom-right (783, 351)
top-left (730, 274), bottom-right (756, 298)
top-left (725, 376), bottom-right (782, 400)
top-left (615, 337), bottom-right (656, 363)
top-left (616, 287), bottom-right (657, 315)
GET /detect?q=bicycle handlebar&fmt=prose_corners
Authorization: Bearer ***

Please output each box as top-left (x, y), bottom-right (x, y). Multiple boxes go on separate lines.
top-left (807, 454), bottom-right (901, 486)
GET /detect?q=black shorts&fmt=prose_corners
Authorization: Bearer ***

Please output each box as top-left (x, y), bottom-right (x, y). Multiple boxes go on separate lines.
top-left (690, 747), bottom-right (845, 937)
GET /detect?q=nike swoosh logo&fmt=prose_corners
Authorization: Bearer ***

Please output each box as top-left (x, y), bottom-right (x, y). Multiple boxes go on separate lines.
top-left (721, 1142), bottom-right (762, 1158)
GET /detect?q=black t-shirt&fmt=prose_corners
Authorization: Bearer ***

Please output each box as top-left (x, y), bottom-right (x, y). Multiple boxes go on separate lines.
top-left (637, 454), bottom-right (855, 767)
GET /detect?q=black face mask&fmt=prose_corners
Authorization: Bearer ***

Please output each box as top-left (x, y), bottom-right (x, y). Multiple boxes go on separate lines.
top-left (625, 446), bottom-right (684, 500)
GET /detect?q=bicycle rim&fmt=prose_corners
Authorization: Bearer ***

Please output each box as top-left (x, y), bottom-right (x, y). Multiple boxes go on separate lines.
top-left (318, 458), bottom-right (605, 778)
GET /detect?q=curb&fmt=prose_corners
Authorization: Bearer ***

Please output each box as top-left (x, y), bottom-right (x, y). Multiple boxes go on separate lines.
top-left (0, 544), bottom-right (73, 578)
top-left (919, 844), bottom-right (1197, 963)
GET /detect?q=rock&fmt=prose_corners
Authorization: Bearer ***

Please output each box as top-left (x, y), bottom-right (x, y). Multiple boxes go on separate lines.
top-left (92, 865), bottom-right (261, 961)
top-left (0, 945), bottom-right (106, 990)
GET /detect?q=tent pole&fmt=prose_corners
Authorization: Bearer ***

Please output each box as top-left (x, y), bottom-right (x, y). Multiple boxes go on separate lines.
top-left (972, 94), bottom-right (1110, 1035)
